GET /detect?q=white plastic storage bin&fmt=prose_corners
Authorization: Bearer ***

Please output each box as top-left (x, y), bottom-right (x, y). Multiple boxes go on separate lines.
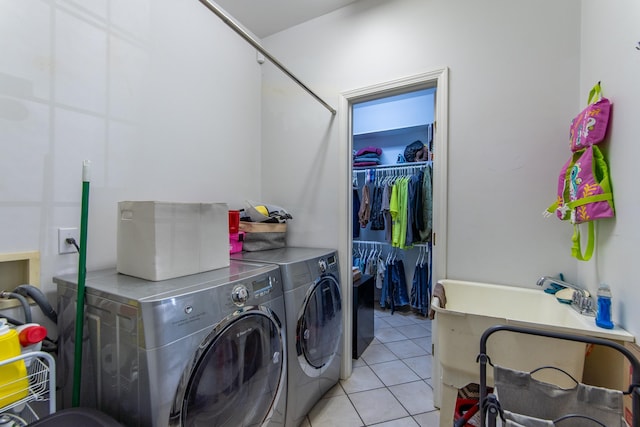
top-left (117, 201), bottom-right (229, 281)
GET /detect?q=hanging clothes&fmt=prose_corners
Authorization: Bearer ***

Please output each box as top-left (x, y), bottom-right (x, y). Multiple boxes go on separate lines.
top-left (414, 170), bottom-right (425, 242)
top-left (352, 162), bottom-right (432, 245)
top-left (380, 254), bottom-right (410, 314)
top-left (353, 245), bottom-right (366, 273)
top-left (380, 262), bottom-right (391, 311)
top-left (353, 188), bottom-right (361, 238)
top-left (406, 174), bottom-right (419, 245)
top-left (376, 256), bottom-right (385, 289)
top-left (390, 176), bottom-right (415, 249)
top-left (419, 163), bottom-right (433, 242)
top-left (358, 182), bottom-right (371, 228)
top-left (364, 250), bottom-right (376, 276)
top-left (392, 257), bottom-right (410, 312)
top-left (369, 182), bottom-right (385, 231)
top-left (381, 182), bottom-right (393, 243)
top-left (353, 161), bottom-right (434, 313)
top-left (410, 245), bottom-right (430, 316)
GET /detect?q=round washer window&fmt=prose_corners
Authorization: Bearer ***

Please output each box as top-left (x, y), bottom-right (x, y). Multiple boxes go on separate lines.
top-left (182, 312), bottom-right (284, 427)
top-left (297, 275), bottom-right (342, 371)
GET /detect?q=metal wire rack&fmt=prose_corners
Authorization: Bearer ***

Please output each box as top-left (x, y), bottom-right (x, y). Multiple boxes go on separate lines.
top-left (0, 351), bottom-right (56, 425)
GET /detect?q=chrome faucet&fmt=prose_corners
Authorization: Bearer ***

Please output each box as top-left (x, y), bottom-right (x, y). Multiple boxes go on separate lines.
top-left (536, 276), bottom-right (588, 297)
top-left (536, 276), bottom-right (596, 316)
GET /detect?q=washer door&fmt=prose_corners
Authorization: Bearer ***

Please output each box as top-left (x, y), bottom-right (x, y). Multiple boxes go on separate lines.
top-left (173, 307), bottom-right (284, 427)
top-left (296, 274), bottom-right (342, 376)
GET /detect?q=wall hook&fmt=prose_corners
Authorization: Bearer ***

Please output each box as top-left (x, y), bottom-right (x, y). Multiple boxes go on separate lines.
top-left (636, 41), bottom-right (640, 50)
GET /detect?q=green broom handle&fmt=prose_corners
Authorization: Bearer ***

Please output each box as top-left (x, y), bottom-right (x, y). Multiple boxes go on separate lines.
top-left (72, 160), bottom-right (91, 407)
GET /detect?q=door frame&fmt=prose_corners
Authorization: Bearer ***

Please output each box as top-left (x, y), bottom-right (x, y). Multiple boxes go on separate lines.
top-left (337, 68), bottom-right (449, 378)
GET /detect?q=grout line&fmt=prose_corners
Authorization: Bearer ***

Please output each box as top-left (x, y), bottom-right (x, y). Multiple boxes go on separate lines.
top-left (347, 309), bottom-right (438, 425)
top-left (307, 307), bottom-right (438, 426)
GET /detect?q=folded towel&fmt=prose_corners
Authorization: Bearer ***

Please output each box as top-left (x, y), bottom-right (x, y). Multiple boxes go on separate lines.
top-left (428, 282), bottom-right (446, 319)
top-left (354, 156), bottom-right (381, 164)
top-left (354, 152), bottom-right (380, 159)
top-left (356, 146), bottom-right (382, 156)
top-left (353, 161), bottom-right (380, 167)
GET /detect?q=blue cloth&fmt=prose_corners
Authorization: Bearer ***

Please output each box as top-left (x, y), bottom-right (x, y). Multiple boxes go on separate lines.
top-left (353, 156), bottom-right (381, 164)
top-left (353, 188), bottom-right (360, 238)
top-left (408, 174), bottom-right (422, 244)
top-left (380, 259), bottom-right (410, 313)
top-left (370, 184), bottom-right (385, 231)
top-left (392, 259), bottom-right (410, 309)
top-left (410, 262), bottom-right (430, 316)
top-left (380, 263), bottom-right (390, 309)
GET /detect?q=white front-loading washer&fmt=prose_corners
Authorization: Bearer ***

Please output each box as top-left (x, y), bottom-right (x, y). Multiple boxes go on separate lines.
top-left (232, 247), bottom-right (342, 427)
top-left (55, 260), bottom-right (286, 427)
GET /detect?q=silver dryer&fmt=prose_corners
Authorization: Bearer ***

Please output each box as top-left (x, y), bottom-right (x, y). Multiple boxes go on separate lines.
top-left (56, 260), bottom-right (287, 427)
top-left (232, 247), bottom-right (343, 427)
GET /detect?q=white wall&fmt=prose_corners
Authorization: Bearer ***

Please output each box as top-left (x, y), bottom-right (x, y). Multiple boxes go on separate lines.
top-left (0, 0), bottom-right (264, 331)
top-left (261, 0), bottom-right (582, 290)
top-left (579, 1), bottom-right (640, 336)
top-left (4, 0), bottom-right (638, 344)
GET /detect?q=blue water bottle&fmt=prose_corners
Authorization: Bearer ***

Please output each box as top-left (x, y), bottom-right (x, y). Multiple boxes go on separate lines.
top-left (595, 284), bottom-right (614, 329)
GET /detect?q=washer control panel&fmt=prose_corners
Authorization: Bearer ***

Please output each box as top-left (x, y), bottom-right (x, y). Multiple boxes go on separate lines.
top-left (318, 254), bottom-right (338, 274)
top-left (230, 275), bottom-right (276, 306)
top-left (318, 258), bottom-right (327, 273)
top-left (252, 275), bottom-right (274, 298)
top-left (231, 284), bottom-right (249, 306)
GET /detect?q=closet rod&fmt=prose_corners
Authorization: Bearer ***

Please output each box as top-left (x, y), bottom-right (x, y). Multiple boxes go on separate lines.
top-left (355, 240), bottom-right (429, 249)
top-left (354, 240), bottom-right (386, 246)
top-left (353, 161), bottom-right (431, 172)
top-left (198, 0), bottom-right (337, 115)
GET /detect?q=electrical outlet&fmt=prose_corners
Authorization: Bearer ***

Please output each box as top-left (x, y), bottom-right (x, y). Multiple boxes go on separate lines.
top-left (58, 227), bottom-right (79, 254)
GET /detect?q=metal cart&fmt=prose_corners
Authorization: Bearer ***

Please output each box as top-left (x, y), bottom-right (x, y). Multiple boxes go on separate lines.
top-left (476, 325), bottom-right (640, 427)
top-left (0, 351), bottom-right (56, 426)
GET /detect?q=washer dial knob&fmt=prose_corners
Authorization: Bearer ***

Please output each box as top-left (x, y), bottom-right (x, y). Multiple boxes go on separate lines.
top-left (231, 284), bottom-right (249, 306)
top-left (318, 258), bottom-right (327, 274)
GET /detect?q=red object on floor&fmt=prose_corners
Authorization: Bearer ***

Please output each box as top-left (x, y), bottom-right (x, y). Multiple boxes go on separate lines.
top-left (453, 398), bottom-right (480, 426)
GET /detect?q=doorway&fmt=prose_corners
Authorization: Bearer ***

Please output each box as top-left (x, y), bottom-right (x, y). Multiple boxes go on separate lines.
top-left (338, 68), bottom-right (449, 381)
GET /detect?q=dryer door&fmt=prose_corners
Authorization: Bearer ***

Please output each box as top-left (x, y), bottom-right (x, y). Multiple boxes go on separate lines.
top-left (172, 308), bottom-right (285, 427)
top-left (296, 274), bottom-right (343, 376)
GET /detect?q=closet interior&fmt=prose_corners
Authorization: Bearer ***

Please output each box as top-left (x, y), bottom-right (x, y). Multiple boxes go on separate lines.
top-left (351, 88), bottom-right (436, 318)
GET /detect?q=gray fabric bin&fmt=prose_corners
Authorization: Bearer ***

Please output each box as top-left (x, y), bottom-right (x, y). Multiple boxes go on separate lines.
top-left (239, 222), bottom-right (287, 252)
top-left (494, 365), bottom-right (625, 427)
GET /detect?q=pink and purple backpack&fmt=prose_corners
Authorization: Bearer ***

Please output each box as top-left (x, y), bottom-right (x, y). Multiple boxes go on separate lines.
top-left (546, 82), bottom-right (614, 261)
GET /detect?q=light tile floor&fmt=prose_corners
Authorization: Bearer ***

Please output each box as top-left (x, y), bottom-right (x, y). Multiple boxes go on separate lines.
top-left (301, 307), bottom-right (440, 427)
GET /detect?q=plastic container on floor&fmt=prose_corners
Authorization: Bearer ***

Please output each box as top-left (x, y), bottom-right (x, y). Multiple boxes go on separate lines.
top-left (0, 319), bottom-right (29, 408)
top-left (28, 407), bottom-right (123, 426)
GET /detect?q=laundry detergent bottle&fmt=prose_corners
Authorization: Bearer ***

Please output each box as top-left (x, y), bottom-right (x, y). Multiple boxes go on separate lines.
top-left (595, 284), bottom-right (614, 329)
top-left (16, 323), bottom-right (47, 367)
top-left (0, 318), bottom-right (29, 407)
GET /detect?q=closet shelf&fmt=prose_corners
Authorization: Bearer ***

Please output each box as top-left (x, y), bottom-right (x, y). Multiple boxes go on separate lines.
top-left (353, 124), bottom-right (430, 140)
